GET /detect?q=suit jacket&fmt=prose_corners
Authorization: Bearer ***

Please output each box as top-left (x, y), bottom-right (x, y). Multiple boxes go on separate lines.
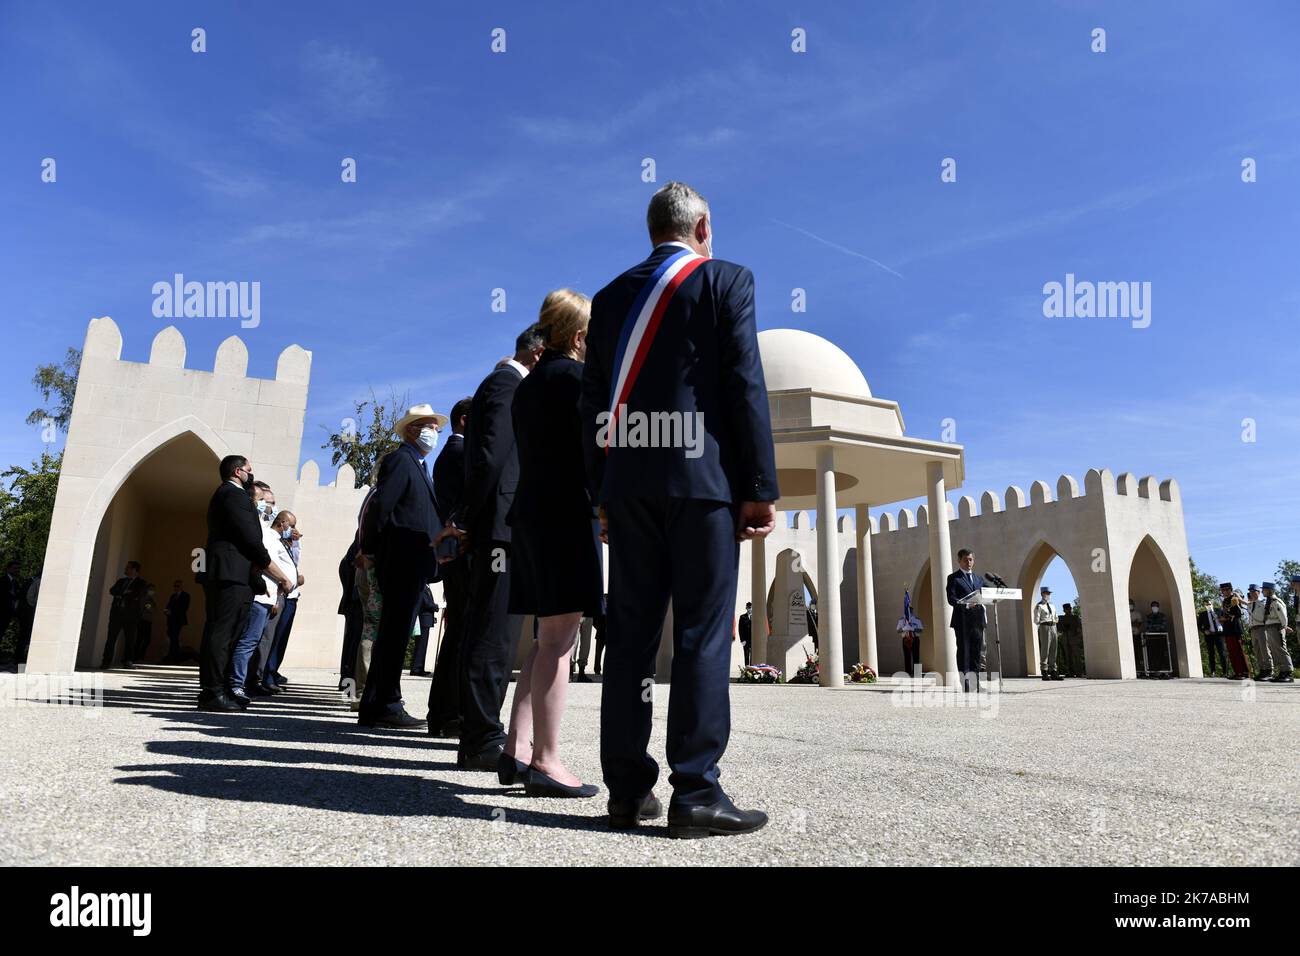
top-left (166, 591), bottom-right (190, 626)
top-left (109, 576), bottom-right (146, 617)
top-left (338, 538), bottom-right (360, 614)
top-left (203, 480), bottom-right (271, 586)
top-left (432, 432), bottom-right (466, 522)
top-left (456, 363), bottom-right (524, 543)
top-left (580, 244), bottom-right (780, 506)
top-left (738, 612), bottom-right (752, 643)
top-left (509, 351), bottom-right (595, 527)
top-left (360, 441), bottom-right (441, 562)
top-left (946, 570), bottom-right (988, 629)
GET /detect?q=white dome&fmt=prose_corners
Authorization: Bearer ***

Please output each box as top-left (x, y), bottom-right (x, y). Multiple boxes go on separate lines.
top-left (758, 329), bottom-right (871, 398)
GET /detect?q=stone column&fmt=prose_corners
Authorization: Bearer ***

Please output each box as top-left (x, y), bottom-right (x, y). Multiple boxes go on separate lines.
top-left (854, 504), bottom-right (877, 672)
top-left (926, 460), bottom-right (958, 685)
top-left (816, 446), bottom-right (844, 688)
top-left (750, 534), bottom-right (767, 666)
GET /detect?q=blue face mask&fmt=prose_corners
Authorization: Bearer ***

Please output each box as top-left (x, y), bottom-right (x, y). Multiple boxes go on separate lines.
top-left (280, 527), bottom-right (293, 540)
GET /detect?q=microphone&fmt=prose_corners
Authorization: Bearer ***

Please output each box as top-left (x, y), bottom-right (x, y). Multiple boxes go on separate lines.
top-left (984, 571), bottom-right (1008, 588)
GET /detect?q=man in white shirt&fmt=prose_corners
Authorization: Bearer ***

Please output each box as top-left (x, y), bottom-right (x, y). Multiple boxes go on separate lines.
top-left (248, 510), bottom-right (299, 696)
top-left (1033, 586), bottom-right (1061, 680)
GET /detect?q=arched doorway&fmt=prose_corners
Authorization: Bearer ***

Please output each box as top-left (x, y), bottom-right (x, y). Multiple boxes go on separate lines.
top-left (79, 432), bottom-right (220, 668)
top-left (911, 560), bottom-right (934, 676)
top-left (1015, 541), bottom-right (1084, 678)
top-left (1126, 535), bottom-right (1183, 676)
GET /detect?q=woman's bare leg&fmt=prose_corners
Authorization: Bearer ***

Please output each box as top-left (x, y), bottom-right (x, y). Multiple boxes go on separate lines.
top-left (530, 612), bottom-right (582, 785)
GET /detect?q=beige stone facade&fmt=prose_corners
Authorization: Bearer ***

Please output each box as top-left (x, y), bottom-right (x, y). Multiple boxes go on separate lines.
top-left (25, 320), bottom-right (1198, 684)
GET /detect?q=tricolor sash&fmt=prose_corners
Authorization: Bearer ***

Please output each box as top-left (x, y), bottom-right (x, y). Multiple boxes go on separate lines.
top-left (606, 247), bottom-right (709, 451)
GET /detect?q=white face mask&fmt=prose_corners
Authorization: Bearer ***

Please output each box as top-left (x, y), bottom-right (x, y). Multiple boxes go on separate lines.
top-left (416, 427), bottom-right (438, 453)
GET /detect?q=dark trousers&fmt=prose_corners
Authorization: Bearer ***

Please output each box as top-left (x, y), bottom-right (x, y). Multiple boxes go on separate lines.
top-left (267, 596), bottom-right (298, 678)
top-left (1204, 632), bottom-right (1228, 676)
top-left (741, 639), bottom-right (751, 666)
top-left (359, 531), bottom-right (428, 721)
top-left (458, 541), bottom-right (514, 758)
top-left (955, 619), bottom-right (985, 689)
top-left (339, 602), bottom-right (362, 682)
top-left (427, 557), bottom-right (468, 725)
top-left (101, 610), bottom-right (140, 667)
top-left (198, 581), bottom-right (252, 697)
top-left (903, 637), bottom-right (921, 675)
top-left (166, 619), bottom-right (185, 658)
top-left (133, 620), bottom-right (153, 662)
top-left (601, 497), bottom-right (737, 808)
top-left (410, 612), bottom-right (433, 673)
top-left (16, 609), bottom-right (34, 663)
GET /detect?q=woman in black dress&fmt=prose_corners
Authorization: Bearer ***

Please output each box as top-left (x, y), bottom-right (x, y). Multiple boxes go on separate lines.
top-left (502, 289), bottom-right (603, 797)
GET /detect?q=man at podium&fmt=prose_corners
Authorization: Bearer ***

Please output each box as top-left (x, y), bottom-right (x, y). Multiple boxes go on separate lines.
top-left (945, 548), bottom-right (987, 689)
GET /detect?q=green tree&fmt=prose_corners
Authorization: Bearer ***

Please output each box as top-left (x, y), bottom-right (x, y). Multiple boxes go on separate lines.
top-left (1189, 556), bottom-right (1218, 609)
top-left (0, 452), bottom-right (61, 576)
top-left (27, 347), bottom-right (80, 437)
top-left (320, 387), bottom-right (408, 487)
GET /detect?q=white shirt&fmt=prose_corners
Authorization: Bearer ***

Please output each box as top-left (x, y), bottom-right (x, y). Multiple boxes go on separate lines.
top-left (256, 524), bottom-right (297, 606)
top-left (1033, 601), bottom-right (1058, 625)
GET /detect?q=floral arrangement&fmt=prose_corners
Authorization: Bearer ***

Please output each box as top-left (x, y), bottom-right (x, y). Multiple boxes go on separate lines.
top-left (739, 663), bottom-right (782, 683)
top-left (845, 662), bottom-right (878, 683)
top-left (790, 649), bottom-right (820, 684)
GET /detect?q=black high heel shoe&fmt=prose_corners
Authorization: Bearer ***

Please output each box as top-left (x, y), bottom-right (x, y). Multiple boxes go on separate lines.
top-left (497, 752), bottom-right (531, 786)
top-left (524, 768), bottom-right (598, 798)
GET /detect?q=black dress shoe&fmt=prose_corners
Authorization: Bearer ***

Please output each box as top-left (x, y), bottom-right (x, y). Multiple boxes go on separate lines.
top-left (246, 683), bottom-right (276, 697)
top-left (1051, 673), bottom-right (1065, 681)
top-left (1271, 674), bottom-right (1294, 683)
top-left (608, 791), bottom-right (663, 828)
top-left (198, 693), bottom-right (242, 712)
top-left (667, 797), bottom-right (767, 839)
top-left (497, 751), bottom-right (531, 785)
top-left (524, 768), bottom-right (598, 798)
top-left (358, 709), bottom-right (427, 729)
top-left (1041, 674), bottom-right (1052, 682)
top-left (272, 673), bottom-right (289, 685)
top-left (460, 746), bottom-right (504, 771)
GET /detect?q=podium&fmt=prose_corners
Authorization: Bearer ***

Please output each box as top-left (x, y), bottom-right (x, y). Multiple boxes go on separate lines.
top-left (959, 587), bottom-right (1022, 691)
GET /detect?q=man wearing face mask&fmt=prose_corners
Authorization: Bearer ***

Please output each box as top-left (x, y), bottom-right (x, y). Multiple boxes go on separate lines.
top-left (235, 509), bottom-right (299, 701)
top-left (358, 404), bottom-right (447, 727)
top-left (197, 456), bottom-right (292, 711)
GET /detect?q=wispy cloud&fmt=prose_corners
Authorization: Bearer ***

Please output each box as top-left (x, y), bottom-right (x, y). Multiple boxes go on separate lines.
top-left (300, 41), bottom-right (390, 121)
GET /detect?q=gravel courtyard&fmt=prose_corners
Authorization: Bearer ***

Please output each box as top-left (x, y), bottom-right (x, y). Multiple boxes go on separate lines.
top-left (1, 665), bottom-right (1295, 867)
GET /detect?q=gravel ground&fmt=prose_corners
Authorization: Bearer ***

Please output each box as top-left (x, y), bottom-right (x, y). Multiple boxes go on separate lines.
top-left (1, 666), bottom-right (1295, 866)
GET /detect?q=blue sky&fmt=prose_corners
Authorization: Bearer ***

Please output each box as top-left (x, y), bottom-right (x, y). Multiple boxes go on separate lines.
top-left (2, 1), bottom-right (1296, 601)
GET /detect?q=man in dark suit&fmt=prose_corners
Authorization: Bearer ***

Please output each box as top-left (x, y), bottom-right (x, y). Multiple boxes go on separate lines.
top-left (580, 181), bottom-right (779, 838)
top-left (738, 602), bottom-right (753, 666)
top-left (426, 396), bottom-right (471, 735)
top-left (437, 329), bottom-right (543, 769)
top-left (337, 538), bottom-right (363, 690)
top-left (100, 561), bottom-right (146, 669)
top-left (358, 403), bottom-right (447, 728)
top-left (945, 548), bottom-right (987, 691)
top-left (198, 456), bottom-right (290, 711)
top-left (163, 579), bottom-right (191, 662)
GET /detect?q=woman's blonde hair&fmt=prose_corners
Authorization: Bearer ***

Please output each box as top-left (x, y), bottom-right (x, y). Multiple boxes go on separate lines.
top-left (537, 288), bottom-right (591, 355)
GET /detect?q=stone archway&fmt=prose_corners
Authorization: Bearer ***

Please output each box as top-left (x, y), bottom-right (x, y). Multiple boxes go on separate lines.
top-left (1126, 534), bottom-right (1187, 676)
top-left (1014, 539), bottom-right (1085, 678)
top-left (28, 417), bottom-right (230, 673)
